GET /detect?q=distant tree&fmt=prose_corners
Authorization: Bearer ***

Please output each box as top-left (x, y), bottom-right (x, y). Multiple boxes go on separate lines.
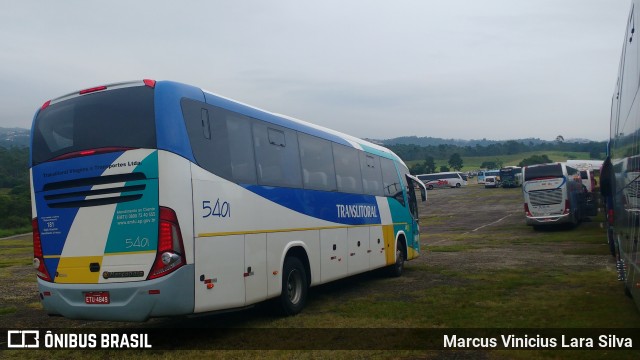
top-left (505, 140), bottom-right (525, 155)
top-left (440, 165), bottom-right (450, 172)
top-left (518, 154), bottom-right (553, 167)
top-left (448, 153), bottom-right (463, 171)
top-left (409, 162), bottom-right (425, 175)
top-left (424, 155), bottom-right (436, 173)
top-left (480, 159), bottom-right (503, 169)
top-left (480, 161), bottom-right (498, 169)
top-left (0, 146), bottom-right (30, 230)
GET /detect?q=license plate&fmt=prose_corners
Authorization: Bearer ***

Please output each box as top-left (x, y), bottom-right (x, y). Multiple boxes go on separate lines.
top-left (84, 291), bottom-right (110, 304)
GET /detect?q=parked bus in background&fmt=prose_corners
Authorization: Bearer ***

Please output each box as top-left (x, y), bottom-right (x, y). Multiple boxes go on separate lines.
top-left (483, 170), bottom-right (501, 188)
top-left (417, 172), bottom-right (467, 190)
top-left (522, 162), bottom-right (584, 228)
top-left (566, 160), bottom-right (603, 193)
top-left (579, 169), bottom-right (596, 192)
top-left (499, 166), bottom-right (522, 188)
top-left (477, 170), bottom-right (487, 184)
top-left (29, 80), bottom-right (427, 321)
top-left (603, 0), bottom-right (640, 310)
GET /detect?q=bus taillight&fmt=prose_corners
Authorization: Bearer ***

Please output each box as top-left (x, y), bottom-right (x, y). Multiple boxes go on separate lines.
top-left (608, 209), bottom-right (614, 225)
top-left (49, 146), bottom-right (136, 162)
top-left (524, 203), bottom-right (532, 217)
top-left (32, 218), bottom-right (52, 282)
top-left (148, 207), bottom-right (186, 280)
top-left (79, 85), bottom-right (107, 95)
top-left (143, 79), bottom-right (156, 88)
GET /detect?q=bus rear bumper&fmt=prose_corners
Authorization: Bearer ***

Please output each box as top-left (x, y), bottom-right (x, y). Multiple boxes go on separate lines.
top-left (525, 213), bottom-right (571, 226)
top-left (37, 265), bottom-right (194, 322)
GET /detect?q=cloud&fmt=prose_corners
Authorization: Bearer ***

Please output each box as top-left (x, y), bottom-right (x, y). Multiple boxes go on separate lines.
top-left (0, 0), bottom-right (629, 141)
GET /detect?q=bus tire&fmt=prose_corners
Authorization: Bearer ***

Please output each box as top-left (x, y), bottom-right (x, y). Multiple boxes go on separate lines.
top-left (455, 183), bottom-right (461, 188)
top-left (388, 242), bottom-right (405, 277)
top-left (279, 256), bottom-right (308, 316)
top-left (427, 185), bottom-right (434, 190)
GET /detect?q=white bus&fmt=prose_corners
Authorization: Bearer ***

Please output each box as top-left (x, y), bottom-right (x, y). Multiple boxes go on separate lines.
top-left (30, 80), bottom-right (427, 321)
top-left (604, 0), bottom-right (640, 311)
top-left (483, 170), bottom-right (501, 188)
top-left (566, 160), bottom-right (603, 193)
top-left (416, 172), bottom-right (467, 190)
top-left (522, 162), bottom-right (585, 228)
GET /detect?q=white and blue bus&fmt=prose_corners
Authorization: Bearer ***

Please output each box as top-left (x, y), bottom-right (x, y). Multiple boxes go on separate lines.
top-left (522, 162), bottom-right (584, 228)
top-left (477, 170), bottom-right (487, 184)
top-left (602, 0), bottom-right (640, 312)
top-left (30, 80), bottom-right (427, 321)
top-left (499, 166), bottom-right (522, 188)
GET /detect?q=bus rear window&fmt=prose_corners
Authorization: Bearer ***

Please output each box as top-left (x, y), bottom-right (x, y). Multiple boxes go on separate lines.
top-left (525, 164), bottom-right (562, 181)
top-left (32, 86), bottom-right (156, 165)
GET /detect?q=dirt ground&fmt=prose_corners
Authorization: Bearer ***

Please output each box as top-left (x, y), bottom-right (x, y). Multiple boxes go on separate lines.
top-left (0, 182), bottom-right (618, 330)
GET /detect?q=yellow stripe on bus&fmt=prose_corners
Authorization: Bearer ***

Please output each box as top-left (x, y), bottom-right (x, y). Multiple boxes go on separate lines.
top-left (198, 223), bottom-right (407, 238)
top-left (383, 225), bottom-right (396, 265)
top-left (54, 256), bottom-right (102, 284)
top-left (103, 250), bottom-right (157, 256)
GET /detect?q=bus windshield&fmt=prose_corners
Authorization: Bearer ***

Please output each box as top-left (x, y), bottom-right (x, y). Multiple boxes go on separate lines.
top-left (524, 164), bottom-right (562, 181)
top-left (32, 86), bottom-right (156, 165)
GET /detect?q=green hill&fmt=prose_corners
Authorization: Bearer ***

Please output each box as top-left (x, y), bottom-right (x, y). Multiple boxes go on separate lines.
top-left (406, 151), bottom-right (592, 172)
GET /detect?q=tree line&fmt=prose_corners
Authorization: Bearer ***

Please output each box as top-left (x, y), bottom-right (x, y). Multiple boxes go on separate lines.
top-left (0, 146), bottom-right (30, 230)
top-left (388, 140), bottom-right (605, 163)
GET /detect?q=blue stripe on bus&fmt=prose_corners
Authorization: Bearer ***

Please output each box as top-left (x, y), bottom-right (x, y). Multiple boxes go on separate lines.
top-left (32, 152), bottom-right (126, 267)
top-left (243, 185), bottom-right (381, 225)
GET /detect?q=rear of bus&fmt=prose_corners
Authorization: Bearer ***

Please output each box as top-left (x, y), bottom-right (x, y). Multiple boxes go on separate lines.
top-left (522, 163), bottom-right (578, 226)
top-left (30, 80), bottom-right (193, 321)
top-left (477, 171), bottom-right (486, 184)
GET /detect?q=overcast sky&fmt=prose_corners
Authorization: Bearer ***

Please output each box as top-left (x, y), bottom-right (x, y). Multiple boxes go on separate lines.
top-left (0, 0), bottom-right (630, 141)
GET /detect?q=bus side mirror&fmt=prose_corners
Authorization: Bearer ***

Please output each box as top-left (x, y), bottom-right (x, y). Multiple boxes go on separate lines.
top-left (420, 187), bottom-right (426, 202)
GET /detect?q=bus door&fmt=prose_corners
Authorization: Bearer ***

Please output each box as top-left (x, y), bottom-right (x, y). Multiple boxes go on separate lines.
top-left (405, 174), bottom-right (427, 252)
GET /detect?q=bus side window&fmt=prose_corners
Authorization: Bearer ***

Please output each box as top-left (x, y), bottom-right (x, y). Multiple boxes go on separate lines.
top-left (181, 99), bottom-right (232, 180)
top-left (333, 143), bottom-right (364, 194)
top-left (360, 153), bottom-right (384, 196)
top-left (253, 123), bottom-right (302, 188)
top-left (381, 157), bottom-right (404, 206)
top-left (299, 133), bottom-right (337, 192)
top-left (225, 113), bottom-right (257, 184)
top-left (201, 109), bottom-right (211, 139)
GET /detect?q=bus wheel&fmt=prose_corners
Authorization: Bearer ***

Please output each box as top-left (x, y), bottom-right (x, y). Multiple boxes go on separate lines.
top-left (427, 185), bottom-right (434, 190)
top-left (280, 257), bottom-right (308, 315)
top-left (455, 183), bottom-right (461, 188)
top-left (388, 243), bottom-right (405, 277)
